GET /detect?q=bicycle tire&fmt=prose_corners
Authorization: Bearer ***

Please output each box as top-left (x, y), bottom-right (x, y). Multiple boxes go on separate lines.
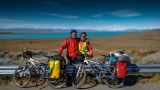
top-left (47, 70), bottom-right (67, 88)
top-left (104, 77), bottom-right (124, 88)
top-left (103, 66), bottom-right (124, 88)
top-left (13, 66), bottom-right (31, 88)
top-left (35, 64), bottom-right (47, 86)
top-left (72, 66), bottom-right (86, 89)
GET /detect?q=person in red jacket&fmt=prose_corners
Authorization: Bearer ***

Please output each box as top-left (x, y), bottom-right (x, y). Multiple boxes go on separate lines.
top-left (58, 30), bottom-right (80, 64)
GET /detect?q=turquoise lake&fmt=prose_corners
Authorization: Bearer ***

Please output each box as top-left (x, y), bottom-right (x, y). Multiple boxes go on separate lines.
top-left (0, 32), bottom-right (127, 39)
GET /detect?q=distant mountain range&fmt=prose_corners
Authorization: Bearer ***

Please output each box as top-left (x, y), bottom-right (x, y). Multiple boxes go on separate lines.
top-left (0, 28), bottom-right (158, 33)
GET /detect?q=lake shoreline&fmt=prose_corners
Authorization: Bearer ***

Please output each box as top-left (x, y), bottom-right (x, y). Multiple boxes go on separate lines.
top-left (0, 29), bottom-right (159, 55)
top-left (0, 31), bottom-right (128, 39)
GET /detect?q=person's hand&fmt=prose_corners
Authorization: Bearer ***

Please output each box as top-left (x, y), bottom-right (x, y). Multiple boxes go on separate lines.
top-left (84, 60), bottom-right (89, 64)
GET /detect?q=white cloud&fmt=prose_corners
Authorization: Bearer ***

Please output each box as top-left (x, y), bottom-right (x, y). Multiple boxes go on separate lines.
top-left (0, 18), bottom-right (24, 23)
top-left (110, 9), bottom-right (141, 17)
top-left (0, 22), bottom-right (61, 29)
top-left (87, 24), bottom-right (128, 31)
top-left (45, 13), bottom-right (79, 19)
top-left (60, 15), bottom-right (79, 19)
top-left (1, 17), bottom-right (159, 31)
top-left (0, 22), bottom-right (159, 31)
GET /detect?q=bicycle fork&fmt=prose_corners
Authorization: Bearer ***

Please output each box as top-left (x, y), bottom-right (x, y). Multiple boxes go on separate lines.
top-left (76, 64), bottom-right (83, 77)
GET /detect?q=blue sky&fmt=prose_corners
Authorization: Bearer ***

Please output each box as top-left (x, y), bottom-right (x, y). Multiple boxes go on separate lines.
top-left (0, 0), bottom-right (160, 31)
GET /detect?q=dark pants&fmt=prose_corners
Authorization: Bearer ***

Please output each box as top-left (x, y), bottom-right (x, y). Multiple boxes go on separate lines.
top-left (66, 57), bottom-right (76, 86)
top-left (65, 55), bottom-right (84, 86)
top-left (67, 57), bottom-right (77, 64)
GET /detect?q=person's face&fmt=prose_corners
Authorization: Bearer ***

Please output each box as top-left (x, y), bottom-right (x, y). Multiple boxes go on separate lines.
top-left (71, 32), bottom-right (77, 38)
top-left (81, 34), bottom-right (86, 40)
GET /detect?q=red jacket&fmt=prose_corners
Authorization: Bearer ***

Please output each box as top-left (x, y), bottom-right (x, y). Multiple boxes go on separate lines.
top-left (58, 36), bottom-right (80, 58)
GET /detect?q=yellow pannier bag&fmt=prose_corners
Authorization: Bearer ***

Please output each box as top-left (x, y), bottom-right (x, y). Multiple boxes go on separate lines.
top-left (48, 60), bottom-right (61, 79)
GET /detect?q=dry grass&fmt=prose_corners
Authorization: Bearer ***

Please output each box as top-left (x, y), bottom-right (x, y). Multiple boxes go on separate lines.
top-left (137, 51), bottom-right (160, 64)
top-left (137, 73), bottom-right (160, 83)
top-left (0, 76), bottom-right (14, 85)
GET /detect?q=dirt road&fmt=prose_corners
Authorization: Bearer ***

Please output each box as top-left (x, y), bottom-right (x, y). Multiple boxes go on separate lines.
top-left (0, 83), bottom-right (160, 90)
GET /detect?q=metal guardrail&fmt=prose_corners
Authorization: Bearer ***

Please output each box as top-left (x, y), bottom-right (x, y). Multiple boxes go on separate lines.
top-left (0, 64), bottom-right (160, 75)
top-left (127, 64), bottom-right (160, 74)
top-left (0, 66), bottom-right (18, 75)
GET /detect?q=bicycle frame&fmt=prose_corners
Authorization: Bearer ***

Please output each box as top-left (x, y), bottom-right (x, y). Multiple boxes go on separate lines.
top-left (82, 55), bottom-right (115, 81)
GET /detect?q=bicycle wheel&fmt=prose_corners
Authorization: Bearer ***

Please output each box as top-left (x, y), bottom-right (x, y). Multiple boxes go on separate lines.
top-left (13, 66), bottom-right (31, 88)
top-left (72, 66), bottom-right (86, 89)
top-left (104, 76), bottom-right (124, 88)
top-left (47, 70), bottom-right (67, 88)
top-left (103, 66), bottom-right (124, 88)
top-left (35, 64), bottom-right (47, 86)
